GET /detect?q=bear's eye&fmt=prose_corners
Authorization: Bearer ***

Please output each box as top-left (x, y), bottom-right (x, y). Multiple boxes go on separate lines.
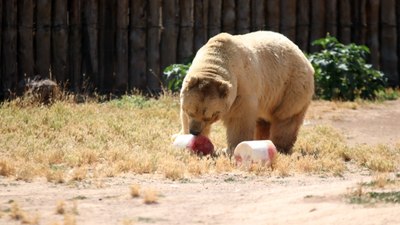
top-left (203, 117), bottom-right (211, 122)
top-left (187, 112), bottom-right (195, 117)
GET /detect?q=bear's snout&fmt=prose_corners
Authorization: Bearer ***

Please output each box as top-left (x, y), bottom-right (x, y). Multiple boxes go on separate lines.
top-left (189, 120), bottom-right (203, 136)
top-left (190, 129), bottom-right (201, 136)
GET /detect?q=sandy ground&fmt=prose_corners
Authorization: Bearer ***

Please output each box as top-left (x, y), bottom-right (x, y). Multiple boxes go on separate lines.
top-left (1, 99), bottom-right (400, 225)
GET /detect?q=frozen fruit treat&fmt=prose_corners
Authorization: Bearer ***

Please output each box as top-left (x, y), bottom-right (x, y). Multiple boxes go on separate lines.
top-left (187, 135), bottom-right (214, 156)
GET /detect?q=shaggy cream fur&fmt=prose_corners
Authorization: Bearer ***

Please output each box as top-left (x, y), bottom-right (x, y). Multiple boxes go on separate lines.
top-left (179, 31), bottom-right (314, 155)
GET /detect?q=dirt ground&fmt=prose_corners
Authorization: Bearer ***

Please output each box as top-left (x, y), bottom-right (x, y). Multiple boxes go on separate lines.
top-left (1, 99), bottom-right (400, 225)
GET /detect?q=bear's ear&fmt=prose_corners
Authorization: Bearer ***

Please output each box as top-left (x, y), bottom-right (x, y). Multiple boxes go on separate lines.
top-left (186, 77), bottom-right (199, 90)
top-left (200, 79), bottom-right (229, 98)
top-left (217, 81), bottom-right (229, 98)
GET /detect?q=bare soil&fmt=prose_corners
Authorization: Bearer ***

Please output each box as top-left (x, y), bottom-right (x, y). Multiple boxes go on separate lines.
top-left (1, 100), bottom-right (400, 225)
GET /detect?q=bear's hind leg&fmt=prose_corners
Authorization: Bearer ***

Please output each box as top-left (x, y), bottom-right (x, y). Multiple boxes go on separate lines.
top-left (255, 119), bottom-right (271, 140)
top-left (270, 107), bottom-right (308, 154)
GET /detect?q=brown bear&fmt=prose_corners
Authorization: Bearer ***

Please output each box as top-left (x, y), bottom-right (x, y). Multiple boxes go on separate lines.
top-left (178, 31), bottom-right (314, 155)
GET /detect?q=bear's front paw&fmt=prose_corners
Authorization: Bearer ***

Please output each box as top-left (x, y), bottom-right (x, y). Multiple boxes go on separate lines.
top-left (171, 133), bottom-right (180, 142)
top-left (219, 148), bottom-right (234, 158)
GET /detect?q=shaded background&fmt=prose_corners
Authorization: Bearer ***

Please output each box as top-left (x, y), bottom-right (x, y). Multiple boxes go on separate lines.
top-left (0, 0), bottom-right (399, 98)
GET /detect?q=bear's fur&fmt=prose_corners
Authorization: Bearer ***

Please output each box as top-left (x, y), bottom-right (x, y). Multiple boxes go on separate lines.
top-left (179, 31), bottom-right (314, 155)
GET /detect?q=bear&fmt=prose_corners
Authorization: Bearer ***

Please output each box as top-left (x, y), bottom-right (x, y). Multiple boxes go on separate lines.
top-left (178, 31), bottom-right (314, 155)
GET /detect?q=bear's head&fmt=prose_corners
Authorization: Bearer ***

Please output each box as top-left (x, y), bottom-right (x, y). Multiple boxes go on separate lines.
top-left (180, 77), bottom-right (232, 136)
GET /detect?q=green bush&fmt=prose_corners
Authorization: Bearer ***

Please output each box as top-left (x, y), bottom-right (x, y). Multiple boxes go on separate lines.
top-left (163, 63), bottom-right (191, 92)
top-left (308, 34), bottom-right (387, 101)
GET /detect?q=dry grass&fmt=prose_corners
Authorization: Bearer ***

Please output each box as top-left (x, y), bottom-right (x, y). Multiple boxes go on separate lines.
top-left (9, 202), bottom-right (40, 224)
top-left (346, 173), bottom-right (400, 204)
top-left (56, 200), bottom-right (66, 215)
top-left (142, 188), bottom-right (159, 204)
top-left (130, 184), bottom-right (141, 198)
top-left (0, 93), bottom-right (399, 183)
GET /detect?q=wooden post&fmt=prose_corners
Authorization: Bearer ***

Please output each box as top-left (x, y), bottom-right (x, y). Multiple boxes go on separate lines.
top-left (296, 0), bottom-right (310, 51)
top-left (147, 0), bottom-right (162, 92)
top-left (0, 0), bottom-right (2, 98)
top-left (236, 0), bottom-right (250, 34)
top-left (208, 0), bottom-right (222, 38)
top-left (359, 0), bottom-right (368, 45)
top-left (1, 0), bottom-right (17, 97)
top-left (99, 0), bottom-right (116, 93)
top-left (18, 0), bottom-right (34, 79)
top-left (351, 0), bottom-right (362, 43)
top-left (397, 0), bottom-right (400, 85)
top-left (380, 0), bottom-right (398, 86)
top-left (82, 0), bottom-right (98, 92)
top-left (36, 0), bottom-right (52, 78)
top-left (222, 0), bottom-right (235, 34)
top-left (266, 0), bottom-right (280, 32)
top-left (161, 0), bottom-right (177, 71)
top-left (194, 0), bottom-right (209, 50)
top-left (251, 0), bottom-right (265, 31)
top-left (129, 0), bottom-right (147, 90)
top-left (366, 0), bottom-right (380, 70)
top-left (69, 0), bottom-right (82, 92)
top-left (339, 0), bottom-right (351, 44)
top-left (178, 0), bottom-right (194, 63)
top-left (115, 0), bottom-right (129, 93)
top-left (326, 0), bottom-right (338, 37)
top-left (349, 0), bottom-right (368, 50)
top-left (280, 0), bottom-right (296, 41)
top-left (310, 0), bottom-right (326, 52)
top-left (52, 0), bottom-right (68, 84)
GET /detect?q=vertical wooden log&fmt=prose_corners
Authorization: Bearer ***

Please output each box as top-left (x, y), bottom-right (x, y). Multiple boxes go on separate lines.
top-left (0, 0), bottom-right (2, 99)
top-left (115, 0), bottom-right (129, 93)
top-left (380, 0), bottom-right (398, 86)
top-left (178, 0), bottom-right (194, 63)
top-left (236, 0), bottom-right (250, 34)
top-left (1, 0), bottom-right (17, 97)
top-left (36, 0), bottom-right (52, 78)
top-left (339, 0), bottom-right (351, 44)
top-left (280, 0), bottom-right (296, 41)
top-left (366, 0), bottom-right (380, 70)
top-left (99, 0), bottom-right (115, 92)
top-left (351, 0), bottom-right (362, 43)
top-left (69, 0), bottom-right (82, 92)
top-left (325, 0), bottom-right (338, 37)
top-left (208, 0), bottom-right (222, 38)
top-left (147, 0), bottom-right (162, 92)
top-left (251, 0), bottom-right (265, 31)
top-left (296, 0), bottom-right (310, 52)
top-left (265, 0), bottom-right (280, 32)
top-left (52, 0), bottom-right (68, 84)
top-left (397, 0), bottom-right (400, 85)
top-left (222, 0), bottom-right (235, 34)
top-left (194, 0), bottom-right (209, 50)
top-left (129, 0), bottom-right (147, 90)
top-left (310, 0), bottom-right (326, 52)
top-left (18, 0), bottom-right (34, 79)
top-left (161, 0), bottom-right (177, 71)
top-left (359, 0), bottom-right (367, 45)
top-left (82, 0), bottom-right (98, 92)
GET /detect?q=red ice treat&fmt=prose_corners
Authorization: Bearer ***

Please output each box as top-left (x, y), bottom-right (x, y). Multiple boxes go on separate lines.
top-left (187, 135), bottom-right (214, 156)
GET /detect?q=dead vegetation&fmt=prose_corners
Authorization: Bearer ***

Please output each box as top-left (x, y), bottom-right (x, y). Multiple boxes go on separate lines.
top-left (0, 93), bottom-right (399, 182)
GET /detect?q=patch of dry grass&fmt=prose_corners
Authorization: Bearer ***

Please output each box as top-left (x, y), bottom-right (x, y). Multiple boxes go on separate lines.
top-left (9, 202), bottom-right (40, 224)
top-left (0, 94), bottom-right (399, 183)
top-left (130, 184), bottom-right (141, 198)
top-left (346, 172), bottom-right (400, 204)
top-left (142, 188), bottom-right (159, 204)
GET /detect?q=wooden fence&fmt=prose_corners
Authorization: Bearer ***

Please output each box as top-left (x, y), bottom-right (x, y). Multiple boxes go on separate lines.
top-left (1, 0), bottom-right (399, 99)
